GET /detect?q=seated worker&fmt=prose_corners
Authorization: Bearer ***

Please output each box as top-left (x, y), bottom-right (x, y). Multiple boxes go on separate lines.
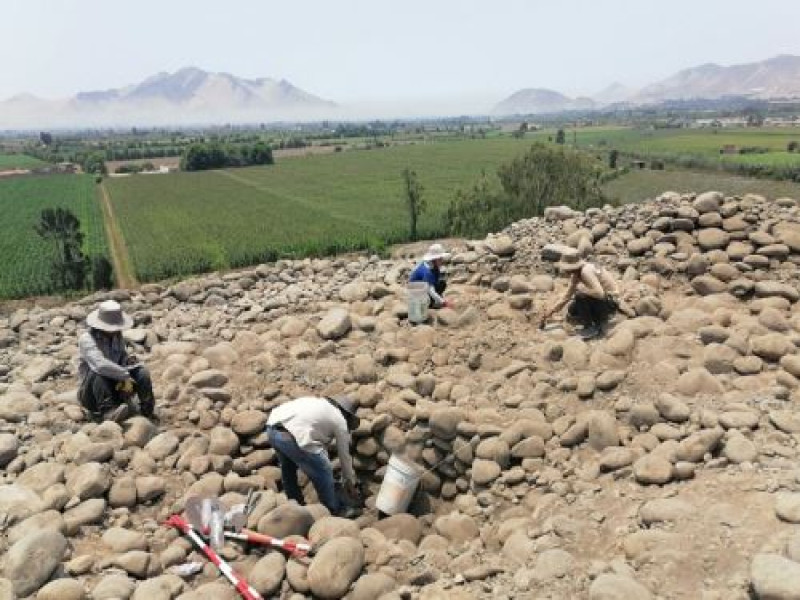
top-left (539, 252), bottom-right (635, 338)
top-left (266, 395), bottom-right (361, 518)
top-left (78, 300), bottom-right (155, 422)
top-left (409, 243), bottom-right (452, 308)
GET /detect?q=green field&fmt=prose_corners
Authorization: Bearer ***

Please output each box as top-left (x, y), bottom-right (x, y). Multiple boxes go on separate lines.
top-left (528, 126), bottom-right (800, 169)
top-left (603, 168), bottom-right (800, 205)
top-left (0, 175), bottom-right (108, 298)
top-left (0, 153), bottom-right (48, 170)
top-left (107, 138), bottom-right (533, 281)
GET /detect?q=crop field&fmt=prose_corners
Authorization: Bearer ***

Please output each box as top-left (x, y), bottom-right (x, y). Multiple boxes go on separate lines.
top-left (528, 126), bottom-right (800, 168)
top-left (0, 153), bottom-right (48, 170)
top-left (106, 138), bottom-right (534, 281)
top-left (0, 175), bottom-right (108, 298)
top-left (603, 168), bottom-right (800, 205)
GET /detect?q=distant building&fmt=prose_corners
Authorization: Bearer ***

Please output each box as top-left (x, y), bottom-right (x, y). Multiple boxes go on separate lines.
top-left (631, 160), bottom-right (647, 169)
top-left (721, 144), bottom-right (739, 154)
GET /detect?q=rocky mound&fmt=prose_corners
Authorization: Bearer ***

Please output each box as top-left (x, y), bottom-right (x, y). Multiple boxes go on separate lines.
top-left (2, 190), bottom-right (800, 599)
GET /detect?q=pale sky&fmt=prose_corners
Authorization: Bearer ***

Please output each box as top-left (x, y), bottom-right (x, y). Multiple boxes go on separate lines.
top-left (2, 0), bottom-right (799, 111)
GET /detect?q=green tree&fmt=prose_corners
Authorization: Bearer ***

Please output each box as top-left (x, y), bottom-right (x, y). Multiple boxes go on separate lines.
top-left (34, 208), bottom-right (88, 291)
top-left (609, 149), bottom-right (619, 169)
top-left (402, 168), bottom-right (426, 241)
top-left (82, 153), bottom-right (107, 175)
top-left (91, 256), bottom-right (114, 290)
top-left (788, 141), bottom-right (799, 153)
top-left (555, 129), bottom-right (566, 144)
top-left (445, 143), bottom-right (606, 237)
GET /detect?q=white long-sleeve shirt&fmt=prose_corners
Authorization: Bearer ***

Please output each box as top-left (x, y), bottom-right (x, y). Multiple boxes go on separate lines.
top-left (78, 330), bottom-right (130, 382)
top-left (267, 396), bottom-right (356, 483)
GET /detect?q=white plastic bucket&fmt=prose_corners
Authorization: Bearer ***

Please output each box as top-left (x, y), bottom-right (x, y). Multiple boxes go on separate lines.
top-left (375, 454), bottom-right (423, 515)
top-left (407, 282), bottom-right (429, 324)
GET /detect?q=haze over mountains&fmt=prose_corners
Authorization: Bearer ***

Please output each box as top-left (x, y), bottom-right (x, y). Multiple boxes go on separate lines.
top-left (2, 55), bottom-right (800, 129)
top-left (493, 54), bottom-right (800, 116)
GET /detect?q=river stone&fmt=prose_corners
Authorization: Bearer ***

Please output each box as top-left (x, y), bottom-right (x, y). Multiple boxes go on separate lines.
top-left (351, 573), bottom-right (396, 600)
top-left (257, 502), bottom-right (314, 538)
top-left (722, 433), bottom-right (758, 464)
top-left (91, 574), bottom-right (135, 600)
top-left (187, 369), bottom-right (228, 388)
top-left (308, 516), bottom-right (360, 546)
top-left (4, 529), bottom-right (67, 597)
top-left (102, 527), bottom-right (148, 553)
top-left (130, 574), bottom-right (184, 600)
top-left (250, 553), bottom-right (286, 597)
top-left (208, 426), bottom-right (239, 455)
top-left (776, 493), bottom-right (800, 523)
top-left (317, 308), bottom-right (352, 340)
top-left (532, 548), bottom-right (574, 581)
top-left (0, 391), bottom-right (40, 422)
top-left (590, 574), bottom-right (653, 600)
top-left (145, 432), bottom-right (180, 460)
top-left (693, 191), bottom-right (723, 213)
top-left (307, 537), bottom-right (365, 599)
top-left (434, 512), bottom-right (479, 544)
top-left (372, 513), bottom-right (423, 544)
top-left (0, 484), bottom-right (45, 525)
top-left (36, 578), bottom-right (86, 600)
top-left (676, 428), bottom-right (724, 462)
top-left (66, 462), bottom-right (110, 500)
top-left (587, 411), bottom-right (619, 451)
top-left (429, 408), bottom-right (465, 440)
top-left (751, 334), bottom-right (795, 362)
top-left (231, 410), bottom-right (267, 436)
top-left (471, 459), bottom-right (501, 486)
top-left (633, 454), bottom-right (673, 485)
top-left (751, 553), bottom-right (800, 599)
top-left (7, 510), bottom-right (65, 545)
top-left (16, 462), bottom-right (65, 494)
top-left (0, 434), bottom-right (18, 468)
top-left (639, 498), bottom-right (691, 525)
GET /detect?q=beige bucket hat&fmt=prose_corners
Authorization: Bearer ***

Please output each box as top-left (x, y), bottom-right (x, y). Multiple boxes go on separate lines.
top-left (423, 243), bottom-right (451, 262)
top-left (86, 300), bottom-right (133, 332)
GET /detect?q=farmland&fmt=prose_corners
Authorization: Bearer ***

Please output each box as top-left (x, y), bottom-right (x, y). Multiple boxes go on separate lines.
top-left (0, 153), bottom-right (47, 170)
top-left (528, 126), bottom-right (800, 171)
top-left (106, 137), bottom-right (533, 281)
top-left (602, 168), bottom-right (800, 205)
top-left (0, 175), bottom-right (108, 298)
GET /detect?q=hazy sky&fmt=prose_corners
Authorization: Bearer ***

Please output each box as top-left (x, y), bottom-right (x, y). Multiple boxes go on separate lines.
top-left (3, 0), bottom-right (799, 111)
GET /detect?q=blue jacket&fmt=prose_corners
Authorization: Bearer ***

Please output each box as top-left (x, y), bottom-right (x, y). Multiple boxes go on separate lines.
top-left (409, 261), bottom-right (440, 288)
top-left (409, 261), bottom-right (444, 306)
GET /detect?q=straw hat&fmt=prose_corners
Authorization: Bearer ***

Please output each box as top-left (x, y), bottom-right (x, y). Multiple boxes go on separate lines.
top-left (557, 251), bottom-right (586, 273)
top-left (423, 243), bottom-right (451, 262)
top-left (86, 300), bottom-right (133, 332)
top-left (328, 395), bottom-right (361, 429)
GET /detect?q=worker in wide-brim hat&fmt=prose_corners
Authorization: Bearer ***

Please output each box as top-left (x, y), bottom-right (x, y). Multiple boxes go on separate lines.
top-left (78, 300), bottom-right (155, 422)
top-left (266, 395), bottom-right (361, 518)
top-left (409, 243), bottom-right (452, 308)
top-left (539, 251), bottom-right (635, 338)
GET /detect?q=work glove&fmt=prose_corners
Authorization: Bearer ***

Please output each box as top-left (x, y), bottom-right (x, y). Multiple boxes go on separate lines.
top-left (116, 379), bottom-right (135, 395)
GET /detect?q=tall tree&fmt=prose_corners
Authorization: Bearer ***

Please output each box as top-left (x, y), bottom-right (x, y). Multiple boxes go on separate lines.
top-left (34, 208), bottom-right (88, 290)
top-left (402, 168), bottom-right (426, 241)
top-left (555, 129), bottom-right (566, 144)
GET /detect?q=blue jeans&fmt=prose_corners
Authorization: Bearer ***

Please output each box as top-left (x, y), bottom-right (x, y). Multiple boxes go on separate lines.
top-left (267, 426), bottom-right (341, 514)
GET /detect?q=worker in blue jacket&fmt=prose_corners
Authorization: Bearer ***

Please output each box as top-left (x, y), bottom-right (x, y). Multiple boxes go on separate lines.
top-left (409, 243), bottom-right (452, 308)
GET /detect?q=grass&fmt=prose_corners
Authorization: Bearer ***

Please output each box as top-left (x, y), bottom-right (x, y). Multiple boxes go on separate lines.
top-left (602, 168), bottom-right (800, 205)
top-left (106, 137), bottom-right (534, 281)
top-left (0, 153), bottom-right (48, 170)
top-left (526, 126), bottom-right (800, 168)
top-left (0, 175), bottom-right (108, 298)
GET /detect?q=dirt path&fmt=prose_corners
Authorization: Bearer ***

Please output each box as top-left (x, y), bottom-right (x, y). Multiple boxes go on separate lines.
top-left (98, 182), bottom-right (138, 289)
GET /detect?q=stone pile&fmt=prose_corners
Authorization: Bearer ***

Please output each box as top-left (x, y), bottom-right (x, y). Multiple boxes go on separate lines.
top-left (3, 190), bottom-right (800, 598)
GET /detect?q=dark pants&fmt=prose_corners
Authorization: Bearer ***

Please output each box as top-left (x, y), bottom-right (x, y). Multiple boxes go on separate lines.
top-left (79, 366), bottom-right (154, 419)
top-left (267, 425), bottom-right (341, 514)
top-left (430, 280), bottom-right (447, 308)
top-left (568, 293), bottom-right (617, 329)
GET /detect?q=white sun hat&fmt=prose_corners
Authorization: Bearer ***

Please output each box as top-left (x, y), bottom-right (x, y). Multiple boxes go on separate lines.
top-left (423, 243), bottom-right (451, 262)
top-left (86, 300), bottom-right (133, 332)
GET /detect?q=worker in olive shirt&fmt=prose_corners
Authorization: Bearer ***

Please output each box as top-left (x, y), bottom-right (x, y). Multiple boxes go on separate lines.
top-left (266, 395), bottom-right (360, 517)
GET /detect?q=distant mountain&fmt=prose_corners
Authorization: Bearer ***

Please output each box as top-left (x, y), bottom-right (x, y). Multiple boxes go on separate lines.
top-left (492, 88), bottom-right (595, 116)
top-left (592, 82), bottom-right (634, 105)
top-left (0, 67), bottom-right (337, 129)
top-left (634, 54), bottom-right (800, 102)
top-left (493, 54), bottom-right (800, 117)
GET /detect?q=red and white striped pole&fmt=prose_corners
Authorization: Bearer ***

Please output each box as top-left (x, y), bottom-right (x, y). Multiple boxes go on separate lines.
top-left (224, 529), bottom-right (313, 558)
top-left (165, 515), bottom-right (263, 600)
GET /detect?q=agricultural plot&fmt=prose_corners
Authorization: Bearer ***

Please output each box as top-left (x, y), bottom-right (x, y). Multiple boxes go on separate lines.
top-left (529, 126), bottom-right (800, 168)
top-left (0, 153), bottom-right (47, 170)
top-left (602, 168), bottom-right (800, 205)
top-left (0, 175), bottom-right (108, 298)
top-left (107, 138), bottom-right (534, 281)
